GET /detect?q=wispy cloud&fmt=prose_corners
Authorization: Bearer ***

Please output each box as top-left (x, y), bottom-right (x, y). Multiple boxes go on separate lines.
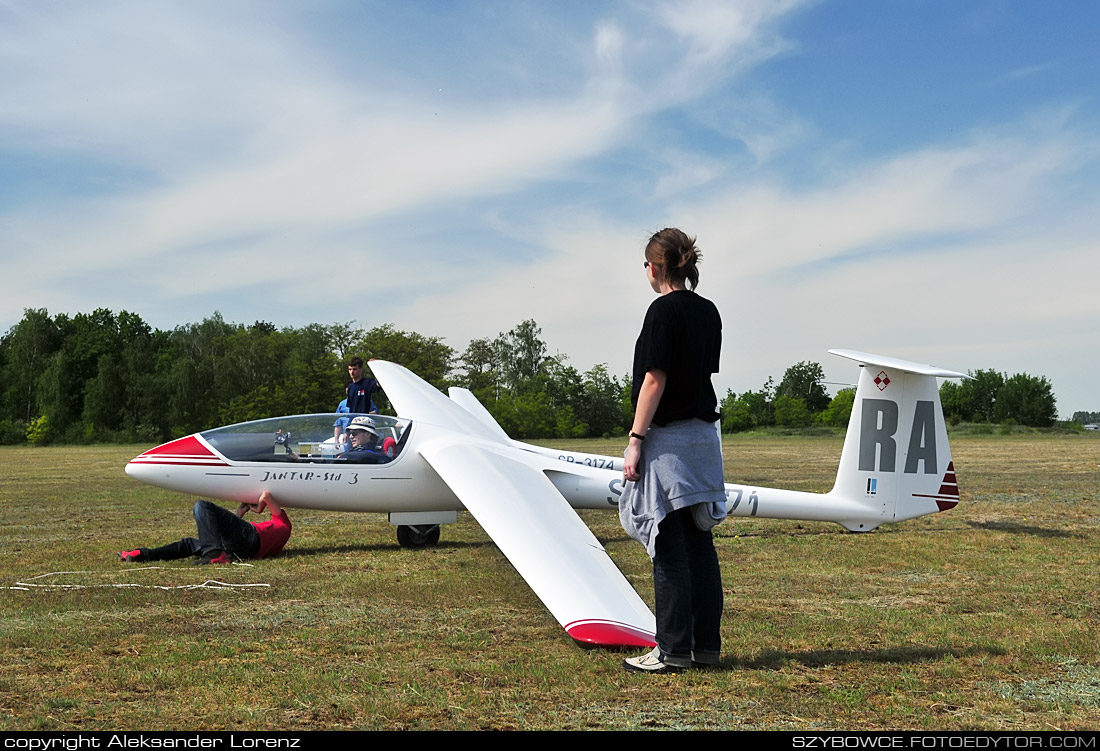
top-left (994, 62), bottom-right (1056, 84)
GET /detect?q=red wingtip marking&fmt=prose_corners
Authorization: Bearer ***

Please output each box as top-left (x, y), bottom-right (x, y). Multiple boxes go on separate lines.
top-left (936, 499), bottom-right (959, 511)
top-left (565, 620), bottom-right (657, 648)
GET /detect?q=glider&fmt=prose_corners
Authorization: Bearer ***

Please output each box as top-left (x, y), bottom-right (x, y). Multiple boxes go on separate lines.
top-left (126, 350), bottom-right (966, 648)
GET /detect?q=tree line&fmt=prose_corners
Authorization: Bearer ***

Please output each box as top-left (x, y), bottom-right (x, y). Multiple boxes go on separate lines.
top-left (939, 370), bottom-right (1059, 428)
top-left (0, 309), bottom-right (631, 445)
top-left (0, 307), bottom-right (1071, 445)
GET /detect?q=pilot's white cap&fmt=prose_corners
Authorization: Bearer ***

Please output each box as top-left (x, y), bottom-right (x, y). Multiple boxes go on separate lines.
top-left (345, 416), bottom-right (378, 437)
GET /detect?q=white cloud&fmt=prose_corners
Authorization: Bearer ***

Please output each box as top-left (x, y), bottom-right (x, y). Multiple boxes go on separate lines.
top-left (2, 0), bottom-right (1097, 416)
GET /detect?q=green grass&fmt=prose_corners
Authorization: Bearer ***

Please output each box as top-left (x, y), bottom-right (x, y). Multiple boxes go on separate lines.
top-left (1, 434), bottom-right (1099, 730)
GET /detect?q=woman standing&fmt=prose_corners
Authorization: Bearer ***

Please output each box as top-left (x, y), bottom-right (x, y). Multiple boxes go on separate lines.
top-left (620, 227), bottom-right (727, 674)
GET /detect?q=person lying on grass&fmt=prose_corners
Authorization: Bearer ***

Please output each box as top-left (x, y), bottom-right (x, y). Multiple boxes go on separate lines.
top-left (120, 490), bottom-right (291, 565)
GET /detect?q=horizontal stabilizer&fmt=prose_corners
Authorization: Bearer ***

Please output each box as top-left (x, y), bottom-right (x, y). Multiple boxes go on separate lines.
top-left (829, 349), bottom-right (968, 379)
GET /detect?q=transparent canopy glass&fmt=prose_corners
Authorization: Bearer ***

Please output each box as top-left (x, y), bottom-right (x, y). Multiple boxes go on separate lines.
top-left (200, 414), bottom-right (410, 462)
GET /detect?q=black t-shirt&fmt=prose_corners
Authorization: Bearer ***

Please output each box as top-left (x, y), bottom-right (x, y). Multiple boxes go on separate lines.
top-left (631, 290), bottom-right (721, 426)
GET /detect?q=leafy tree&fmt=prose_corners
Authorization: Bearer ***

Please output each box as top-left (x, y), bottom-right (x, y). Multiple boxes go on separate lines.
top-left (995, 373), bottom-right (1056, 427)
top-left (26, 415), bottom-right (49, 445)
top-left (744, 380), bottom-right (776, 427)
top-left (112, 311), bottom-right (164, 437)
top-left (0, 418), bottom-right (23, 445)
top-left (219, 324), bottom-right (346, 423)
top-left (774, 395), bottom-right (812, 427)
top-left (818, 388), bottom-right (856, 427)
top-left (456, 337), bottom-right (501, 400)
top-left (162, 313), bottom-right (237, 434)
top-left (495, 319), bottom-right (548, 393)
top-left (542, 358), bottom-right (584, 414)
top-left (327, 321), bottom-right (363, 363)
top-left (491, 390), bottom-right (557, 439)
top-left (577, 364), bottom-right (628, 437)
top-left (83, 352), bottom-right (126, 433)
top-left (720, 389), bottom-right (753, 433)
top-left (37, 308), bottom-right (132, 442)
top-left (554, 405), bottom-right (587, 440)
top-left (619, 374), bottom-right (634, 431)
top-left (456, 320), bottom-right (561, 438)
top-left (954, 369), bottom-right (1004, 423)
top-left (939, 381), bottom-right (962, 424)
top-left (0, 308), bottom-right (60, 424)
top-left (776, 361), bottom-right (829, 413)
top-left (1071, 411), bottom-right (1100, 424)
top-left (356, 323), bottom-right (454, 392)
top-left (720, 377), bottom-right (775, 433)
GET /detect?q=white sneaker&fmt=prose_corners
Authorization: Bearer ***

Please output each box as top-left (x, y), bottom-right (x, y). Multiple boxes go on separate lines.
top-left (623, 647), bottom-right (684, 674)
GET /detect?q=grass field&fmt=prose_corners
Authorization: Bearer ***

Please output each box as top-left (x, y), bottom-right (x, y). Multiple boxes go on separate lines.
top-left (2, 433), bottom-right (1098, 730)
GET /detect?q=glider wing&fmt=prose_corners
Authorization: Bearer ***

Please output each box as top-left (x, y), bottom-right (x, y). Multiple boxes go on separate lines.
top-left (417, 437), bottom-right (657, 648)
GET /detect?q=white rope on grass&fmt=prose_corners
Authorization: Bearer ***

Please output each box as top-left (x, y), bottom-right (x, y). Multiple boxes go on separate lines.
top-left (5, 566), bottom-right (270, 592)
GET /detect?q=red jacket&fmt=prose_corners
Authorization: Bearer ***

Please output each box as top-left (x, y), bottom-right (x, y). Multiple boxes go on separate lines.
top-left (252, 510), bottom-right (292, 559)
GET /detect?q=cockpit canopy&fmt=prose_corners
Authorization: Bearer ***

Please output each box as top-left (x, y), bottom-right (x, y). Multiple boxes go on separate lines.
top-left (200, 414), bottom-right (411, 463)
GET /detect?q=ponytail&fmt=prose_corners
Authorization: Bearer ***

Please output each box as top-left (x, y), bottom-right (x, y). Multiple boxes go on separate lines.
top-left (644, 228), bottom-right (702, 290)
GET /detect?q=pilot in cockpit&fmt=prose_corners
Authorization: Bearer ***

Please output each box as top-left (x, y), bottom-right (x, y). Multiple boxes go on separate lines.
top-left (335, 416), bottom-right (392, 464)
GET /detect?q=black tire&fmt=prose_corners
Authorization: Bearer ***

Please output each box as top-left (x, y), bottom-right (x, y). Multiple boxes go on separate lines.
top-left (396, 524), bottom-right (441, 548)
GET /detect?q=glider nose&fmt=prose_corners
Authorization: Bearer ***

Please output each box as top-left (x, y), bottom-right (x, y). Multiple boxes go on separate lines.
top-left (126, 434), bottom-right (225, 483)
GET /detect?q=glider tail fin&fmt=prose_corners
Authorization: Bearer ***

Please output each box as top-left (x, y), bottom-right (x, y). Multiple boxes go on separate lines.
top-left (827, 350), bottom-right (967, 531)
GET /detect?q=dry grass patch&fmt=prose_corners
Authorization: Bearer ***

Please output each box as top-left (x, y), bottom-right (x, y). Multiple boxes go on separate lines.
top-left (2, 433), bottom-right (1099, 729)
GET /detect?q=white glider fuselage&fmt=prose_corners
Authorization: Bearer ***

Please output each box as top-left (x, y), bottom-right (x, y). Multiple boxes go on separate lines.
top-left (126, 419), bottom-right (626, 514)
top-left (127, 349), bottom-right (963, 533)
top-left (124, 420), bottom-right (902, 534)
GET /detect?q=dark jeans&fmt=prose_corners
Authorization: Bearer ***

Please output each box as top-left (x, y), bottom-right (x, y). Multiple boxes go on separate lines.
top-left (143, 501), bottom-right (260, 561)
top-left (653, 506), bottom-right (723, 666)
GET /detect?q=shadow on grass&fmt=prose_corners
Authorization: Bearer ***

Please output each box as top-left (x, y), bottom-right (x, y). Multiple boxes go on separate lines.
top-left (278, 538), bottom-right (495, 558)
top-left (965, 520), bottom-right (1079, 538)
top-left (724, 643), bottom-right (1004, 671)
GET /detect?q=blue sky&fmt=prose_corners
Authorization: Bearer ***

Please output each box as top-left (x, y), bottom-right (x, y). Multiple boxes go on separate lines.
top-left (2, 1), bottom-right (1098, 415)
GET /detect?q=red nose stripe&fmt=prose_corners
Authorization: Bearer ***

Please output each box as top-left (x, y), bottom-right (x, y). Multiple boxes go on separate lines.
top-left (129, 435), bottom-right (227, 466)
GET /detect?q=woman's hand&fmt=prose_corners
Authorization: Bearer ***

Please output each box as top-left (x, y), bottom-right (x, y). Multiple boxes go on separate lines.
top-left (623, 437), bottom-right (644, 483)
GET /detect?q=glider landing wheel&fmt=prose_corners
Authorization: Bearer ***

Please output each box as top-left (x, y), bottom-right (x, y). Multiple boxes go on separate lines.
top-left (396, 524), bottom-right (441, 549)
